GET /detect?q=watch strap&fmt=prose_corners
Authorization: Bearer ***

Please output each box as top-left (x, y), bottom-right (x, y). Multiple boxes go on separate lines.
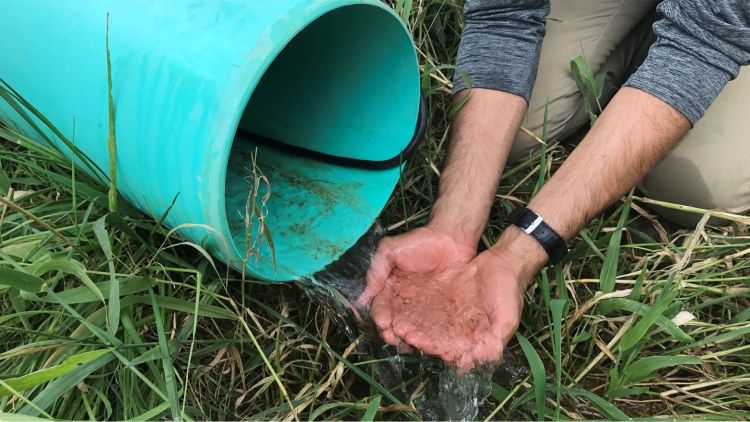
top-left (508, 207), bottom-right (568, 265)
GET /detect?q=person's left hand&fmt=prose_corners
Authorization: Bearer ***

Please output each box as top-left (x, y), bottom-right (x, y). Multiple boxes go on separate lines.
top-left (366, 248), bottom-right (529, 371)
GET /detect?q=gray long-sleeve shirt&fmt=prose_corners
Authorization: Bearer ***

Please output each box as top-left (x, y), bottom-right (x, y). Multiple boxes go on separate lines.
top-left (453, 0), bottom-right (750, 125)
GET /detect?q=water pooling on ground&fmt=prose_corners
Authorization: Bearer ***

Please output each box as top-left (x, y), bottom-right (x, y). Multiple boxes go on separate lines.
top-left (300, 223), bottom-right (527, 421)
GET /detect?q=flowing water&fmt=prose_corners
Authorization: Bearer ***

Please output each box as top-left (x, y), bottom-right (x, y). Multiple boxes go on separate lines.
top-left (300, 223), bottom-right (527, 421)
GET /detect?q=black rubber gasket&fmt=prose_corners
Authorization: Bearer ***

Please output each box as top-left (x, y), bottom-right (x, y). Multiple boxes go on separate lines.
top-left (237, 94), bottom-right (428, 170)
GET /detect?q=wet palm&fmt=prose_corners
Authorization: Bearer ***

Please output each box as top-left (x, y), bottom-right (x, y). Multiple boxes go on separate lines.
top-left (361, 234), bottom-right (525, 370)
top-left (357, 227), bottom-right (476, 347)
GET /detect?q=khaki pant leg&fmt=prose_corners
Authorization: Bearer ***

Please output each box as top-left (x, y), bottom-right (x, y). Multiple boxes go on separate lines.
top-left (509, 0), bottom-right (660, 164)
top-left (637, 66), bottom-right (750, 227)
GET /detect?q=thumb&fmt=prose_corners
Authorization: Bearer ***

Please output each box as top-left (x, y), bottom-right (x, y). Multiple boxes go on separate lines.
top-left (357, 245), bottom-right (393, 307)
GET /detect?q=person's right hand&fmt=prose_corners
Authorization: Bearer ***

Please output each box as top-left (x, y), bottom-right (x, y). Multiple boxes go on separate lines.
top-left (357, 226), bottom-right (476, 344)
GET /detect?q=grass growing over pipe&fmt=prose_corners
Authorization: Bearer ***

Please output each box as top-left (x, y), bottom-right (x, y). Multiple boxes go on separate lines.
top-left (105, 13), bottom-right (118, 214)
top-left (0, 1), bottom-right (749, 419)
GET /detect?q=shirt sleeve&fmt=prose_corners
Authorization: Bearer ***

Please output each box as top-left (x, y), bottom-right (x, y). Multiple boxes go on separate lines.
top-left (624, 0), bottom-right (750, 125)
top-left (453, 0), bottom-right (550, 102)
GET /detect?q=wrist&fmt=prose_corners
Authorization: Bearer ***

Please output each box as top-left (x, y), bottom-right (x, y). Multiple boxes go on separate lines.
top-left (488, 226), bottom-right (548, 288)
top-left (426, 214), bottom-right (482, 250)
top-left (427, 194), bottom-right (487, 248)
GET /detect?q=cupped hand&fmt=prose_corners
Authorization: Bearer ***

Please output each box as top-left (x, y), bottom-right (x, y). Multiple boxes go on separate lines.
top-left (367, 249), bottom-right (527, 371)
top-left (357, 226), bottom-right (476, 347)
top-left (358, 226), bottom-right (476, 306)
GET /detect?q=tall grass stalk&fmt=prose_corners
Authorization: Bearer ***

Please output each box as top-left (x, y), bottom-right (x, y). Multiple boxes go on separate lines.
top-left (105, 14), bottom-right (117, 213)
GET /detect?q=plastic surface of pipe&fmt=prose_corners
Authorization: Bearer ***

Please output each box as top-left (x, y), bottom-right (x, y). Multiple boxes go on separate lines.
top-left (0, 1), bottom-right (421, 281)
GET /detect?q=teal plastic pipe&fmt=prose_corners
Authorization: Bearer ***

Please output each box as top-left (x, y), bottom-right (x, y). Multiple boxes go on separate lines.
top-left (0, 1), bottom-right (421, 281)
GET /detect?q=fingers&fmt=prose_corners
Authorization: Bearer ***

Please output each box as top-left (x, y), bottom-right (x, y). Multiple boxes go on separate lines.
top-left (472, 341), bottom-right (503, 366)
top-left (391, 318), bottom-right (418, 340)
top-left (395, 324), bottom-right (446, 362)
top-left (371, 294), bottom-right (393, 330)
top-left (396, 342), bottom-right (415, 354)
top-left (357, 273), bottom-right (385, 308)
top-left (471, 319), bottom-right (511, 365)
top-left (357, 240), bottom-right (394, 307)
top-left (455, 353), bottom-right (476, 375)
top-left (382, 327), bottom-right (416, 353)
top-left (380, 327), bottom-right (401, 346)
top-left (393, 318), bottom-right (455, 363)
top-left (385, 311), bottom-right (440, 357)
top-left (402, 330), bottom-right (435, 354)
top-left (371, 293), bottom-right (402, 348)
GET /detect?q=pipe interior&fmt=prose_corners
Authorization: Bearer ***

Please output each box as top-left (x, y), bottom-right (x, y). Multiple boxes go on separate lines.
top-left (225, 4), bottom-right (419, 280)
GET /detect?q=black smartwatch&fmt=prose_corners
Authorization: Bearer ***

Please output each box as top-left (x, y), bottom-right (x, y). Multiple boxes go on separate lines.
top-left (508, 207), bottom-right (568, 265)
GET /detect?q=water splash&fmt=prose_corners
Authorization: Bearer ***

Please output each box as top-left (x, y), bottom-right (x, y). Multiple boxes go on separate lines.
top-left (301, 222), bottom-right (523, 421)
top-left (415, 368), bottom-right (493, 421)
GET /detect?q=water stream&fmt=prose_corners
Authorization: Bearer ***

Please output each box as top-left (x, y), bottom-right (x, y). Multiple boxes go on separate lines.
top-left (301, 223), bottom-right (526, 421)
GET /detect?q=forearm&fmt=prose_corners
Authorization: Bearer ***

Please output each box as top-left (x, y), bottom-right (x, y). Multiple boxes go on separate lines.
top-left (435, 0), bottom-right (547, 247)
top-left (429, 88), bottom-right (527, 247)
top-left (492, 87), bottom-right (691, 281)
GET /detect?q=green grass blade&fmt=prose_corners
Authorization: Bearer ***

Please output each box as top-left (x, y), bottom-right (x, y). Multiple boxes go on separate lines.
top-left (599, 197), bottom-right (632, 293)
top-left (360, 395), bottom-right (381, 422)
top-left (127, 344), bottom-right (167, 367)
top-left (600, 298), bottom-right (692, 342)
top-left (93, 216), bottom-right (119, 335)
top-left (181, 269), bottom-right (203, 417)
top-left (24, 276), bottom-right (153, 305)
top-left (629, 266), bottom-right (647, 302)
top-left (0, 165), bottom-right (10, 195)
top-left (0, 412), bottom-right (50, 421)
top-left (19, 352), bottom-right (115, 416)
top-left (0, 378), bottom-right (54, 420)
top-left (515, 333), bottom-right (546, 422)
top-left (569, 55), bottom-right (602, 124)
top-left (395, 0), bottom-right (414, 24)
top-left (120, 295), bottom-right (234, 319)
top-left (566, 388), bottom-right (631, 420)
top-left (132, 402), bottom-right (170, 421)
top-left (28, 259), bottom-right (104, 306)
top-left (550, 299), bottom-right (566, 419)
top-left (0, 349), bottom-right (111, 397)
top-left (42, 285), bottom-right (122, 346)
top-left (0, 268), bottom-right (44, 292)
top-left (675, 325), bottom-right (750, 353)
top-left (730, 307), bottom-right (750, 324)
top-left (0, 79), bottom-right (108, 182)
top-left (578, 229), bottom-right (606, 260)
top-left (619, 288), bottom-right (679, 352)
top-left (149, 289), bottom-right (181, 420)
top-left (105, 14), bottom-right (118, 213)
top-left (621, 355), bottom-right (701, 386)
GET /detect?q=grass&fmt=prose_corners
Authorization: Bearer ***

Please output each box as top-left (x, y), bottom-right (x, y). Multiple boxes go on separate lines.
top-left (1, 0), bottom-right (749, 420)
